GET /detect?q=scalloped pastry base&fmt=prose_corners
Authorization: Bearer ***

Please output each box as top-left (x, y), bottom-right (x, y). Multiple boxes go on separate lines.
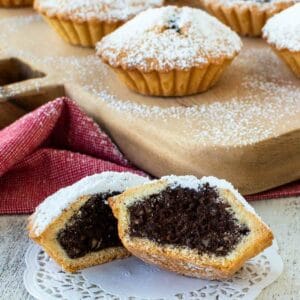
top-left (0, 0), bottom-right (32, 7)
top-left (202, 1), bottom-right (292, 37)
top-left (112, 60), bottom-right (232, 97)
top-left (274, 48), bottom-right (300, 77)
top-left (41, 14), bottom-right (123, 47)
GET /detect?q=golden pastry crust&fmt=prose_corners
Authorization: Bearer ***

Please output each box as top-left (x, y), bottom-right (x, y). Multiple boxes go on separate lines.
top-left (0, 0), bottom-right (32, 7)
top-left (28, 195), bottom-right (130, 273)
top-left (41, 15), bottom-right (122, 47)
top-left (271, 48), bottom-right (300, 77)
top-left (34, 6), bottom-right (123, 47)
top-left (110, 60), bottom-right (233, 96)
top-left (201, 0), bottom-right (295, 37)
top-left (109, 177), bottom-right (274, 279)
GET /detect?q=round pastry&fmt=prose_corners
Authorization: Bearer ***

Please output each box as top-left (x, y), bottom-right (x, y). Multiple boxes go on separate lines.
top-left (263, 3), bottom-right (300, 77)
top-left (0, 0), bottom-right (32, 7)
top-left (201, 0), bottom-right (296, 37)
top-left (97, 6), bottom-right (242, 96)
top-left (34, 0), bottom-right (164, 47)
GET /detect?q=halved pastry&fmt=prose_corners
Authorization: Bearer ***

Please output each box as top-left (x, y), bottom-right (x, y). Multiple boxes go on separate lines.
top-left (109, 175), bottom-right (274, 279)
top-left (28, 172), bottom-right (148, 272)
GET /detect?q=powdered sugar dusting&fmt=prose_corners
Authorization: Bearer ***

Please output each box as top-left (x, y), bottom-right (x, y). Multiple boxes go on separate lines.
top-left (263, 3), bottom-right (300, 51)
top-left (94, 44), bottom-right (300, 146)
top-left (0, 15), bottom-right (299, 148)
top-left (162, 175), bottom-right (256, 214)
top-left (35, 0), bottom-right (163, 22)
top-left (31, 172), bottom-right (149, 236)
top-left (97, 6), bottom-right (242, 71)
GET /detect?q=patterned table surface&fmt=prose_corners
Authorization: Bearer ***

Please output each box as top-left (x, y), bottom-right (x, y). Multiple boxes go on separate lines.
top-left (0, 197), bottom-right (299, 300)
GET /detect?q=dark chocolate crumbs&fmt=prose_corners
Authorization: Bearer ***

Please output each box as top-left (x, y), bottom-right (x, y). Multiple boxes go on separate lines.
top-left (57, 192), bottom-right (121, 259)
top-left (167, 16), bottom-right (181, 33)
top-left (129, 184), bottom-right (250, 256)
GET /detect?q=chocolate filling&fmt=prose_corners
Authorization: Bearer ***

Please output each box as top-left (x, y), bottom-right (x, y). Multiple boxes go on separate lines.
top-left (57, 192), bottom-right (121, 259)
top-left (129, 184), bottom-right (250, 256)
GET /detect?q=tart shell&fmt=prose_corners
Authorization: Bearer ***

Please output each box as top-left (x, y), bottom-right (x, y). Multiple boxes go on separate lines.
top-left (271, 47), bottom-right (300, 77)
top-left (40, 13), bottom-right (123, 47)
top-left (202, 0), bottom-right (294, 37)
top-left (0, 0), bottom-right (32, 7)
top-left (108, 59), bottom-right (233, 97)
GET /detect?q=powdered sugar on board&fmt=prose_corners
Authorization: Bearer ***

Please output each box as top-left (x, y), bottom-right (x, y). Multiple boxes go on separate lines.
top-left (97, 6), bottom-right (242, 71)
top-left (263, 3), bottom-right (300, 51)
top-left (0, 14), bottom-right (299, 148)
top-left (34, 0), bottom-right (163, 22)
top-left (30, 172), bottom-right (149, 236)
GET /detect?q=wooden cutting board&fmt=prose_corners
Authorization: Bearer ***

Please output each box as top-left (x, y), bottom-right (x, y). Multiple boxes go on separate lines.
top-left (0, 7), bottom-right (299, 194)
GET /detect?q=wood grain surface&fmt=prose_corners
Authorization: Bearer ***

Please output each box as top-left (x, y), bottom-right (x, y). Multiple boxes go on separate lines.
top-left (0, 8), bottom-right (299, 195)
top-left (1, 197), bottom-right (299, 300)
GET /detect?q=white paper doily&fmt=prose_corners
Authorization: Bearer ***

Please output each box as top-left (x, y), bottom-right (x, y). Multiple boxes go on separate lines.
top-left (24, 242), bottom-right (283, 300)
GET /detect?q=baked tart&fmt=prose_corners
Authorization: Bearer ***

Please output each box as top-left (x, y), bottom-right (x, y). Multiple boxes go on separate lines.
top-left (109, 175), bottom-right (274, 279)
top-left (97, 6), bottom-right (242, 96)
top-left (263, 3), bottom-right (300, 77)
top-left (201, 0), bottom-right (296, 37)
top-left (28, 172), bottom-right (148, 272)
top-left (0, 0), bottom-right (32, 7)
top-left (34, 0), bottom-right (164, 47)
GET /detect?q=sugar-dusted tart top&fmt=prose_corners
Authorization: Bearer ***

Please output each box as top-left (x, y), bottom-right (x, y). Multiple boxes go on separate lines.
top-left (34, 0), bottom-right (164, 22)
top-left (29, 172), bottom-right (148, 237)
top-left (263, 3), bottom-right (300, 51)
top-left (97, 6), bottom-right (242, 72)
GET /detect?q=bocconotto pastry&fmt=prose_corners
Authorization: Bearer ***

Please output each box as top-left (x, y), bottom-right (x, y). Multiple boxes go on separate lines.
top-left (201, 0), bottom-right (296, 37)
top-left (263, 3), bottom-right (300, 77)
top-left (97, 6), bottom-right (242, 96)
top-left (34, 0), bottom-right (164, 47)
top-left (109, 175), bottom-right (273, 279)
top-left (28, 172), bottom-right (148, 272)
top-left (0, 0), bottom-right (32, 7)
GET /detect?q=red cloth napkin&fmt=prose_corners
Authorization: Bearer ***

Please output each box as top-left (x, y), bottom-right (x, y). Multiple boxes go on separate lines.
top-left (0, 97), bottom-right (299, 214)
top-left (245, 180), bottom-right (300, 201)
top-left (0, 97), bottom-right (145, 214)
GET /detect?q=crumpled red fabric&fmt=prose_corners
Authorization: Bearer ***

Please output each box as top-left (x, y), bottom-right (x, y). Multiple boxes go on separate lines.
top-left (245, 180), bottom-right (300, 201)
top-left (0, 97), bottom-right (145, 214)
top-left (0, 97), bottom-right (298, 214)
